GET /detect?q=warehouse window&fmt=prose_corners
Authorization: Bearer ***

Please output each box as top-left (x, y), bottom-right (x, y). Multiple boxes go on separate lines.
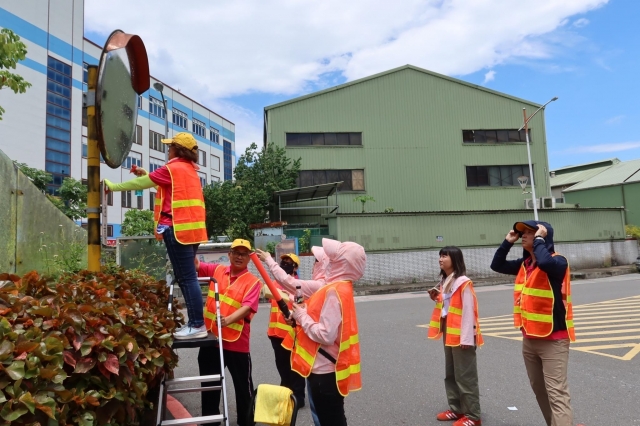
top-left (462, 129), bottom-right (531, 144)
top-left (286, 132), bottom-right (362, 146)
top-left (297, 169), bottom-right (365, 191)
top-left (466, 165), bottom-right (531, 187)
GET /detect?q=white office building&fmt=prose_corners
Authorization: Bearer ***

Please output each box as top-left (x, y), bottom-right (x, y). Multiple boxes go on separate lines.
top-left (0, 1), bottom-right (236, 243)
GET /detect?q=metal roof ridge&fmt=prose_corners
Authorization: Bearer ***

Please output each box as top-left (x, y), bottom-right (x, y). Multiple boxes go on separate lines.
top-left (552, 157), bottom-right (620, 172)
top-left (264, 64), bottom-right (542, 111)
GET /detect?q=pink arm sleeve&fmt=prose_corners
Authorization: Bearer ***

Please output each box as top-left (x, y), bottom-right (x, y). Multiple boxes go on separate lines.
top-left (460, 285), bottom-right (477, 346)
top-left (292, 289), bottom-right (341, 346)
top-left (266, 257), bottom-right (324, 297)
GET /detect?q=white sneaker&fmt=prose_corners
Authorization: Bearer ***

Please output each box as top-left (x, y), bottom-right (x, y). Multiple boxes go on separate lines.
top-left (173, 325), bottom-right (207, 340)
top-left (174, 324), bottom-right (187, 333)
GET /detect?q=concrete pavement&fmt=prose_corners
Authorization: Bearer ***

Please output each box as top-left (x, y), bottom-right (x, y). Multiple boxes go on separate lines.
top-left (168, 274), bottom-right (640, 425)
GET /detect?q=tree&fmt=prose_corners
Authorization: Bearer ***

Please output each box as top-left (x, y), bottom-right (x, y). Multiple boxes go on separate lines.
top-left (0, 28), bottom-right (32, 120)
top-left (14, 161), bottom-right (52, 192)
top-left (121, 209), bottom-right (155, 236)
top-left (47, 177), bottom-right (88, 221)
top-left (204, 142), bottom-right (301, 241)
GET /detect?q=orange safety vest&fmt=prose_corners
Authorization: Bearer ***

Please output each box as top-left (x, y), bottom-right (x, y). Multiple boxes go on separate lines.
top-left (267, 285), bottom-right (295, 340)
top-left (428, 281), bottom-right (484, 347)
top-left (203, 265), bottom-right (261, 342)
top-left (282, 281), bottom-right (361, 397)
top-left (513, 254), bottom-right (575, 341)
top-left (153, 160), bottom-right (208, 244)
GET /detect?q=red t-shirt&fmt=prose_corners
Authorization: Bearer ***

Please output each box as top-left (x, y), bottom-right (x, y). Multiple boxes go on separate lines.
top-left (149, 158), bottom-right (199, 226)
top-left (521, 257), bottom-right (569, 341)
top-left (198, 262), bottom-right (260, 353)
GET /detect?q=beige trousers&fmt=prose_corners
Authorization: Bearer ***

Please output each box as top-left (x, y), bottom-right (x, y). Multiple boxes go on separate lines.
top-left (522, 338), bottom-right (573, 426)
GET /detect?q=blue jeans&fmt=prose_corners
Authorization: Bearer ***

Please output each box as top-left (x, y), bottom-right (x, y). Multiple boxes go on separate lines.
top-left (307, 379), bottom-right (321, 426)
top-left (163, 227), bottom-right (204, 328)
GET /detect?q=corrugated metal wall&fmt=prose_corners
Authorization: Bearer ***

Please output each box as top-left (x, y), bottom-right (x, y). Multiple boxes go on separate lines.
top-left (267, 67), bottom-right (551, 216)
top-left (564, 183), bottom-right (640, 226)
top-left (327, 209), bottom-right (625, 251)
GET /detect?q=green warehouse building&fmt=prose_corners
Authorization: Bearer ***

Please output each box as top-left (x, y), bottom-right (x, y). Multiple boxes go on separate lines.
top-left (263, 65), bottom-right (635, 284)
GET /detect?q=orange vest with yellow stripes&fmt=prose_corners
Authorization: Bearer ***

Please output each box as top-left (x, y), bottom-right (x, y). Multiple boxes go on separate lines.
top-left (267, 286), bottom-right (294, 340)
top-left (203, 265), bottom-right (261, 342)
top-left (153, 160), bottom-right (207, 244)
top-left (282, 281), bottom-right (361, 397)
top-left (514, 254), bottom-right (575, 341)
top-left (428, 280), bottom-right (484, 347)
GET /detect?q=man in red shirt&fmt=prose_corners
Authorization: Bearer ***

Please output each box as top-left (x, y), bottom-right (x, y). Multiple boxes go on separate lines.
top-left (196, 239), bottom-right (261, 426)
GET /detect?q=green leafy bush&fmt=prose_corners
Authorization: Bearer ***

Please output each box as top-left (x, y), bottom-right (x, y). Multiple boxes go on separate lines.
top-left (0, 270), bottom-right (182, 425)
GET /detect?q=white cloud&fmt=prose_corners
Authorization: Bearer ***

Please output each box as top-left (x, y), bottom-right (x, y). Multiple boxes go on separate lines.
top-left (483, 70), bottom-right (496, 84)
top-left (605, 115), bottom-right (625, 125)
top-left (84, 0), bottom-right (609, 153)
top-left (573, 18), bottom-right (590, 27)
top-left (565, 142), bottom-right (640, 153)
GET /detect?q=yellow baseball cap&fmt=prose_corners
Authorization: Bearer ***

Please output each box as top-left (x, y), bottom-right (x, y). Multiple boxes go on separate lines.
top-left (230, 239), bottom-right (252, 251)
top-left (162, 132), bottom-right (198, 151)
top-left (280, 253), bottom-right (300, 266)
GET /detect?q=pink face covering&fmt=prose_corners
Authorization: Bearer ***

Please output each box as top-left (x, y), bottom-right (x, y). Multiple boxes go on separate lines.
top-left (311, 246), bottom-right (327, 281)
top-left (322, 238), bottom-right (366, 283)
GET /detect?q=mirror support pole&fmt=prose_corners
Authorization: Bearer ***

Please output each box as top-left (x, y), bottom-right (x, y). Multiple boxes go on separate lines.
top-left (86, 65), bottom-right (101, 272)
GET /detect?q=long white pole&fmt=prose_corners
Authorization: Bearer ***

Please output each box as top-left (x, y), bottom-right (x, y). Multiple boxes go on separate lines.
top-left (523, 108), bottom-right (538, 221)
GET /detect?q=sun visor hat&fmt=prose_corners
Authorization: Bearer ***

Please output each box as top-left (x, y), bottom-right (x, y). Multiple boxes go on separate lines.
top-left (513, 221), bottom-right (538, 235)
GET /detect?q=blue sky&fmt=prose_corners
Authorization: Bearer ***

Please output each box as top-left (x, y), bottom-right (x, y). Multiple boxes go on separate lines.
top-left (85, 0), bottom-right (638, 170)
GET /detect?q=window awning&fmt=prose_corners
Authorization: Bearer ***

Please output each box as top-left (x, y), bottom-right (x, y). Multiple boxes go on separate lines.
top-left (272, 182), bottom-right (342, 204)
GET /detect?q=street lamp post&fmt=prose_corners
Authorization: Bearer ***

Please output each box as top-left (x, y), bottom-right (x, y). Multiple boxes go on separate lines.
top-left (519, 96), bottom-right (558, 221)
top-left (153, 82), bottom-right (169, 162)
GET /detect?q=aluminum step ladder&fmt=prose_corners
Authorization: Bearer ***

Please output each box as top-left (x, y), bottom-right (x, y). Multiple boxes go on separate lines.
top-left (157, 276), bottom-right (230, 426)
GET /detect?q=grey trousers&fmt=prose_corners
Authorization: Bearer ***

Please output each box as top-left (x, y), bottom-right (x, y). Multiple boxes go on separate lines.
top-left (443, 331), bottom-right (481, 421)
top-left (522, 338), bottom-right (573, 426)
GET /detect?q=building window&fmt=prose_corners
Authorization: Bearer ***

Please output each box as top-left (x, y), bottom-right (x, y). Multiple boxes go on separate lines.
top-left (193, 118), bottom-right (206, 138)
top-left (198, 172), bottom-right (207, 188)
top-left (122, 151), bottom-right (142, 169)
top-left (149, 191), bottom-right (156, 211)
top-left (121, 191), bottom-right (132, 208)
top-left (133, 125), bottom-right (142, 145)
top-left (211, 175), bottom-right (220, 183)
top-left (462, 129), bottom-right (531, 144)
top-left (223, 140), bottom-right (233, 181)
top-left (137, 193), bottom-right (143, 209)
top-left (106, 225), bottom-right (114, 238)
top-left (137, 95), bottom-right (142, 109)
top-left (82, 62), bottom-right (88, 91)
top-left (149, 130), bottom-right (166, 152)
top-left (286, 132), bottom-right (362, 146)
top-left (150, 157), bottom-right (164, 173)
top-left (149, 97), bottom-right (166, 119)
top-left (198, 149), bottom-right (207, 167)
top-left (45, 56), bottom-right (72, 194)
top-left (297, 169), bottom-right (365, 192)
top-left (172, 108), bottom-right (188, 129)
top-left (466, 165), bottom-right (531, 187)
top-left (97, 182), bottom-right (114, 206)
top-left (210, 127), bottom-right (220, 144)
top-left (211, 154), bottom-right (220, 172)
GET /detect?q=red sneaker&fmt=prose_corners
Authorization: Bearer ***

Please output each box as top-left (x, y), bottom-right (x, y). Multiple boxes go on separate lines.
top-left (437, 410), bottom-right (464, 421)
top-left (453, 417), bottom-right (482, 426)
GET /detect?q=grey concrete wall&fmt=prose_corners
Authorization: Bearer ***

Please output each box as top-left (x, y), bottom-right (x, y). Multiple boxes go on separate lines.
top-left (0, 148), bottom-right (87, 274)
top-left (288, 240), bottom-right (638, 286)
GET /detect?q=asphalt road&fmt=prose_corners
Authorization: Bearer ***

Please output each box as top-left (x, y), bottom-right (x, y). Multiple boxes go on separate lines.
top-left (169, 274), bottom-right (640, 425)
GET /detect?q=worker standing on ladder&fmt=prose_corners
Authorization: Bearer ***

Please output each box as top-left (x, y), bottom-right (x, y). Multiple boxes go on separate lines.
top-left (196, 239), bottom-right (262, 426)
top-left (283, 239), bottom-right (365, 426)
top-left (104, 132), bottom-right (208, 340)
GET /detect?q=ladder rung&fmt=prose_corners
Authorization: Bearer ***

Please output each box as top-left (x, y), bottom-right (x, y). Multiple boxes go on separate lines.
top-left (160, 414), bottom-right (225, 426)
top-left (165, 374), bottom-right (221, 385)
top-left (168, 385), bottom-right (222, 394)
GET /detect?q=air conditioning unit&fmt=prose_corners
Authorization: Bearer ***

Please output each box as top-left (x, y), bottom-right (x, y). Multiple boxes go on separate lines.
top-left (524, 198), bottom-right (540, 209)
top-left (541, 197), bottom-right (556, 209)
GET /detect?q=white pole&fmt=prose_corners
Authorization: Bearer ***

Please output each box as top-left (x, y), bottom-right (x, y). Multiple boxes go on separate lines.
top-left (523, 108), bottom-right (538, 220)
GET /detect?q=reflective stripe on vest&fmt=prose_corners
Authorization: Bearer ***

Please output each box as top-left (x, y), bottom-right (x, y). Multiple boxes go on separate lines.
top-left (267, 299), bottom-right (294, 340)
top-left (153, 160), bottom-right (207, 245)
top-left (428, 281), bottom-right (484, 347)
top-left (515, 253), bottom-right (575, 341)
top-left (203, 265), bottom-right (261, 342)
top-left (283, 281), bottom-right (362, 397)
